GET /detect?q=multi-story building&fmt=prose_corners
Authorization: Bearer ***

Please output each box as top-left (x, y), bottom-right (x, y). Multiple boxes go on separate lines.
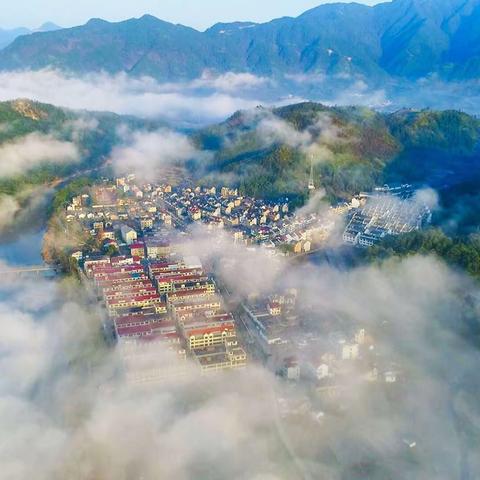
top-left (192, 344), bottom-right (247, 374)
top-left (140, 217), bottom-right (154, 230)
top-left (107, 295), bottom-right (167, 315)
top-left (84, 256), bottom-right (110, 277)
top-left (167, 288), bottom-right (216, 307)
top-left (179, 312), bottom-right (237, 350)
top-left (145, 240), bottom-right (171, 259)
top-left (129, 242), bottom-right (146, 258)
top-left (120, 225), bottom-right (138, 245)
top-left (171, 297), bottom-right (223, 321)
top-left (343, 185), bottom-right (432, 247)
top-left (155, 274), bottom-right (211, 294)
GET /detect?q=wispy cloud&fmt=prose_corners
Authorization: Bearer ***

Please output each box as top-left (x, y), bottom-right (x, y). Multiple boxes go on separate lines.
top-left (0, 69), bottom-right (271, 126)
top-left (0, 132), bottom-right (79, 178)
top-left (0, 195), bottom-right (21, 232)
top-left (190, 71), bottom-right (272, 92)
top-left (110, 128), bottom-right (210, 180)
top-left (0, 231), bottom-right (479, 478)
top-left (0, 187), bottom-right (53, 239)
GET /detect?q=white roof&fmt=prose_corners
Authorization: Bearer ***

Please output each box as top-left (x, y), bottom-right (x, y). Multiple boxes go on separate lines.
top-left (183, 255), bottom-right (202, 269)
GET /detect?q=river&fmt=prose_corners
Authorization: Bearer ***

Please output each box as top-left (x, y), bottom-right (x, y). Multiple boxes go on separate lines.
top-left (0, 229), bottom-right (45, 266)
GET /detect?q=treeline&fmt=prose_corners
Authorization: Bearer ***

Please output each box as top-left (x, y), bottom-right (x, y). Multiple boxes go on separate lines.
top-left (387, 109), bottom-right (480, 152)
top-left (51, 177), bottom-right (93, 213)
top-left (0, 163), bottom-right (77, 196)
top-left (367, 229), bottom-right (480, 279)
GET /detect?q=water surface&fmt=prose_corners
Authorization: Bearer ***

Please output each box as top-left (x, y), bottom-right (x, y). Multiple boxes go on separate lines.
top-left (0, 229), bottom-right (44, 266)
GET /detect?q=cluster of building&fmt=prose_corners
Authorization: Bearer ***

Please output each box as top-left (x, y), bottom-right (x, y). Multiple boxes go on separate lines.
top-left (65, 176), bottom-right (340, 261)
top-left (64, 175), bottom-right (405, 394)
top-left (343, 184), bottom-right (432, 247)
top-left (163, 183), bottom-right (340, 253)
top-left (84, 241), bottom-right (247, 384)
top-left (238, 287), bottom-right (400, 393)
top-left (67, 179), bottom-right (173, 260)
top-left (241, 290), bottom-right (300, 361)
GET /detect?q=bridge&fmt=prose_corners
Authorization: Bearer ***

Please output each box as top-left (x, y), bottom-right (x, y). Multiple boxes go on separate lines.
top-left (0, 264), bottom-right (58, 277)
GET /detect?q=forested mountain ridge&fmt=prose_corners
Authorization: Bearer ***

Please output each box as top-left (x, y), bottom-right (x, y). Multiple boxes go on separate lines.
top-left (0, 0), bottom-right (479, 82)
top-left (194, 102), bottom-right (480, 203)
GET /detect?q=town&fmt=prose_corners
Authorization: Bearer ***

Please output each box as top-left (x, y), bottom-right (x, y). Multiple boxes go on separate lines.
top-left (54, 174), bottom-right (409, 424)
top-left (65, 175), bottom-right (342, 258)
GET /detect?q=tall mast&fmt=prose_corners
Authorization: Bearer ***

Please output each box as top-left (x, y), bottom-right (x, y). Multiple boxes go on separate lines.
top-left (308, 154), bottom-right (315, 191)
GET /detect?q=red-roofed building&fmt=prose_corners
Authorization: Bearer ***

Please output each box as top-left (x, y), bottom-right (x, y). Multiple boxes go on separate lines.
top-left (113, 313), bottom-right (166, 328)
top-left (111, 256), bottom-right (136, 266)
top-left (146, 240), bottom-right (170, 259)
top-left (103, 286), bottom-right (157, 301)
top-left (106, 293), bottom-right (167, 315)
top-left (180, 312), bottom-right (237, 350)
top-left (92, 264), bottom-right (145, 279)
top-left (167, 288), bottom-right (214, 305)
top-left (101, 280), bottom-right (153, 293)
top-left (84, 256), bottom-right (110, 277)
top-left (155, 275), bottom-right (212, 293)
top-left (116, 320), bottom-right (174, 338)
top-left (96, 273), bottom-right (149, 287)
top-left (130, 242), bottom-right (146, 258)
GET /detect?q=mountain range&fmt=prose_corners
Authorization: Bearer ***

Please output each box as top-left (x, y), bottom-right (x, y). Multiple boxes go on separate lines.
top-left (0, 0), bottom-right (478, 83)
top-left (0, 22), bottom-right (61, 50)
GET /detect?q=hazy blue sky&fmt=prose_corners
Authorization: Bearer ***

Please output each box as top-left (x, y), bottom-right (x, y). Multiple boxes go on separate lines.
top-left (2, 0), bottom-right (385, 30)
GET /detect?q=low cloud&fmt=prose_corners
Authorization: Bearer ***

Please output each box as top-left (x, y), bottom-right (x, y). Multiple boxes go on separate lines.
top-left (0, 70), bottom-right (479, 131)
top-left (63, 117), bottom-right (100, 143)
top-left (0, 69), bottom-right (270, 126)
top-left (0, 196), bottom-right (21, 232)
top-left (110, 128), bottom-right (208, 181)
top-left (281, 73), bottom-right (392, 110)
top-left (321, 79), bottom-right (391, 109)
top-left (0, 187), bottom-right (54, 239)
top-left (395, 77), bottom-right (480, 115)
top-left (191, 71), bottom-right (272, 92)
top-left (180, 225), bottom-right (285, 297)
top-left (284, 73), bottom-right (327, 85)
top-left (252, 109), bottom-right (347, 166)
top-left (413, 187), bottom-right (439, 211)
top-left (0, 229), bottom-right (479, 478)
top-left (0, 132), bottom-right (79, 178)
top-left (0, 270), bottom-right (295, 479)
top-left (257, 114), bottom-right (312, 149)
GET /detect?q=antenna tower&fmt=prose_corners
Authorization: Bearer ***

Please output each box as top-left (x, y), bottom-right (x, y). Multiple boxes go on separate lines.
top-left (308, 154), bottom-right (316, 191)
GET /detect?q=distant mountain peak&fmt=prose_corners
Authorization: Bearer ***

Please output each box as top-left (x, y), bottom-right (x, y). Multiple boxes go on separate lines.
top-left (36, 22), bottom-right (62, 32)
top-left (139, 14), bottom-right (160, 22)
top-left (86, 18), bottom-right (109, 27)
top-left (0, 0), bottom-right (479, 83)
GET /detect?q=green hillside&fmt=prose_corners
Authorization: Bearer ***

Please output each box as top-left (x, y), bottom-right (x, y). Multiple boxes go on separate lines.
top-left (194, 103), bottom-right (480, 205)
top-left (0, 99), bottom-right (156, 195)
